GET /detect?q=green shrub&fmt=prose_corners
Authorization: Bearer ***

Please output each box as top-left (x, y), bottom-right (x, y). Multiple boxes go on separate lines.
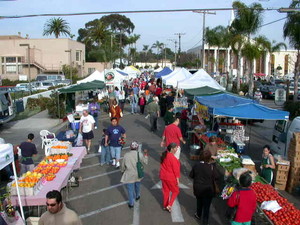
top-left (46, 92), bottom-right (66, 119)
top-left (26, 98), bottom-right (40, 110)
top-left (284, 101), bottom-right (300, 120)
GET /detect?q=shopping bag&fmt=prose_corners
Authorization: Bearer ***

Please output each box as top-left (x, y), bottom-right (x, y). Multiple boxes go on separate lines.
top-left (136, 151), bottom-right (144, 178)
top-left (75, 133), bottom-right (83, 146)
top-left (98, 145), bottom-right (102, 153)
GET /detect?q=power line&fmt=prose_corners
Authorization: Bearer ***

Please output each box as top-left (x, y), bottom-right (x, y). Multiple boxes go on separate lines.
top-left (258, 17), bottom-right (287, 28)
top-left (0, 7), bottom-right (282, 19)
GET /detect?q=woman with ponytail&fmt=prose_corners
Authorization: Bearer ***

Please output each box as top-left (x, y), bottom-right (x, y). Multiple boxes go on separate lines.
top-left (159, 143), bottom-right (180, 212)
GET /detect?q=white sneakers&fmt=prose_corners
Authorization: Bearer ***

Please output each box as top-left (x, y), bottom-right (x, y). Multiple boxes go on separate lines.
top-left (112, 159), bottom-right (116, 166)
top-left (95, 126), bottom-right (98, 129)
top-left (116, 161), bottom-right (120, 168)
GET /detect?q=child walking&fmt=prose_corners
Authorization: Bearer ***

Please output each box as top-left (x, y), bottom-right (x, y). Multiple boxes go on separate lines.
top-left (100, 129), bottom-right (111, 166)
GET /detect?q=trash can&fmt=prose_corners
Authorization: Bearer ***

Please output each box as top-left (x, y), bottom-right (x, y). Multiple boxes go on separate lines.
top-left (16, 100), bottom-right (24, 113)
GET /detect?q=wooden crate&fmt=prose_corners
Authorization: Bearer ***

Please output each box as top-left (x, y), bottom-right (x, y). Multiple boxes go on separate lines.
top-left (288, 149), bottom-right (300, 158)
top-left (293, 132), bottom-right (300, 140)
top-left (290, 161), bottom-right (300, 168)
top-left (243, 164), bottom-right (257, 173)
top-left (274, 182), bottom-right (286, 191)
top-left (277, 164), bottom-right (290, 172)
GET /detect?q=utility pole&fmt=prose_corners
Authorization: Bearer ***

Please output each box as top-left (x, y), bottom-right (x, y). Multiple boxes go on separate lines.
top-left (20, 44), bottom-right (32, 94)
top-left (65, 49), bottom-right (72, 84)
top-left (168, 39), bottom-right (178, 69)
top-left (193, 10), bottom-right (216, 69)
top-left (174, 33), bottom-right (185, 65)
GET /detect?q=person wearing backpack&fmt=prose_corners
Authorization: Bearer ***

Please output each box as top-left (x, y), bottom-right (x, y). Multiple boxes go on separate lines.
top-left (120, 141), bottom-right (148, 208)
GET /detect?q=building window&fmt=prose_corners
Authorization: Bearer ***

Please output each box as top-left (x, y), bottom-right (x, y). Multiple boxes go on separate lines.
top-left (6, 57), bottom-right (16, 63)
top-left (284, 55), bottom-right (289, 75)
top-left (6, 65), bottom-right (17, 73)
top-left (88, 68), bottom-right (95, 74)
top-left (76, 51), bottom-right (81, 61)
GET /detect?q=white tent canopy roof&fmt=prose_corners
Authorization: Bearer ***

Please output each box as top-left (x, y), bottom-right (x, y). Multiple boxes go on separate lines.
top-left (123, 66), bottom-right (141, 79)
top-left (178, 69), bottom-right (225, 90)
top-left (162, 68), bottom-right (192, 87)
top-left (77, 70), bottom-right (105, 84)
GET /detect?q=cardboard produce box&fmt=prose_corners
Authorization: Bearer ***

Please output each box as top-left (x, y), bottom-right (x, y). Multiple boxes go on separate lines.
top-left (275, 182), bottom-right (286, 190)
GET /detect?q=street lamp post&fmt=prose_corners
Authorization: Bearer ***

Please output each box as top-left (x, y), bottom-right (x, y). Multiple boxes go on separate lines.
top-left (19, 44), bottom-right (32, 94)
top-left (65, 50), bottom-right (72, 84)
top-left (193, 10), bottom-right (216, 69)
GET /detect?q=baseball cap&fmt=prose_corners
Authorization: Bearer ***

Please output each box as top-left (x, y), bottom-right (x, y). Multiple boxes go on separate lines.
top-left (130, 141), bottom-right (139, 150)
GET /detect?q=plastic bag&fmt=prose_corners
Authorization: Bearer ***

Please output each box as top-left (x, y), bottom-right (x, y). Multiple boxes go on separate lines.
top-left (261, 200), bottom-right (282, 213)
top-left (98, 145), bottom-right (102, 153)
top-left (75, 133), bottom-right (83, 147)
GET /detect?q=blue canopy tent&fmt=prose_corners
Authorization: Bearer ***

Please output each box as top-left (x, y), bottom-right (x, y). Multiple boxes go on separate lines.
top-left (195, 93), bottom-right (289, 120)
top-left (155, 67), bottom-right (173, 78)
top-left (213, 103), bottom-right (289, 120)
top-left (116, 70), bottom-right (128, 76)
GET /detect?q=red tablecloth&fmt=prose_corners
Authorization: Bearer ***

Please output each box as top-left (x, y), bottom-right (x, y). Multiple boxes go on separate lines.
top-left (10, 147), bottom-right (87, 206)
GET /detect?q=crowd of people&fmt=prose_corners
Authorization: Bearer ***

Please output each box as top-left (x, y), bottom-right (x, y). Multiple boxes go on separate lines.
top-left (0, 73), bottom-right (264, 225)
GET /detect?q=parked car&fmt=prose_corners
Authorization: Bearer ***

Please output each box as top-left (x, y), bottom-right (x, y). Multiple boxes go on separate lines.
top-left (33, 81), bottom-right (56, 91)
top-left (36, 74), bottom-right (65, 81)
top-left (15, 83), bottom-right (30, 91)
top-left (54, 79), bottom-right (71, 86)
top-left (261, 85), bottom-right (276, 99)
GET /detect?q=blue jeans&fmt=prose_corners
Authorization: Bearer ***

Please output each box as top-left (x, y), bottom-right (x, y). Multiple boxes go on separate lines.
top-left (93, 115), bottom-right (99, 128)
top-left (131, 102), bottom-right (138, 113)
top-left (110, 146), bottom-right (122, 160)
top-left (126, 182), bottom-right (141, 206)
top-left (100, 145), bottom-right (111, 165)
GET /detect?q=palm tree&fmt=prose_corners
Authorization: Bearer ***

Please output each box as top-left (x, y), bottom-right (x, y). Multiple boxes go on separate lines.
top-left (230, 34), bottom-right (246, 91)
top-left (230, 1), bottom-right (264, 92)
top-left (152, 41), bottom-right (164, 65)
top-left (283, 1), bottom-right (300, 102)
top-left (90, 20), bottom-right (110, 47)
top-left (205, 27), bottom-right (218, 73)
top-left (242, 41), bottom-right (263, 97)
top-left (142, 45), bottom-right (149, 65)
top-left (43, 17), bottom-right (71, 38)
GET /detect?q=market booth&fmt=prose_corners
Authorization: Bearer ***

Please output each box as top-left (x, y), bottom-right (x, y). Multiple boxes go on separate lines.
top-left (162, 67), bottom-right (192, 87)
top-left (155, 67), bottom-right (173, 78)
top-left (188, 92), bottom-right (300, 224)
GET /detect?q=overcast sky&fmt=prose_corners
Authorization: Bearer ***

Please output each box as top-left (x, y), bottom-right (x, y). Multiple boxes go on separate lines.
top-left (0, 0), bottom-right (294, 51)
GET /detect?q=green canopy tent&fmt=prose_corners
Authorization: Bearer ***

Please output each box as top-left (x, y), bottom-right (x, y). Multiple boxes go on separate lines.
top-left (184, 86), bottom-right (225, 99)
top-left (57, 80), bottom-right (106, 114)
top-left (58, 80), bottom-right (105, 93)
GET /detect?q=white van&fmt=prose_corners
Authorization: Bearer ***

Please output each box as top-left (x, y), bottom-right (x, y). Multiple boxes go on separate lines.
top-left (33, 81), bottom-right (56, 91)
top-left (271, 117), bottom-right (300, 156)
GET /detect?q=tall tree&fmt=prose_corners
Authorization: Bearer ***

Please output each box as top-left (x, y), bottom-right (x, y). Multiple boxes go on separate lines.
top-left (283, 0), bottom-right (300, 102)
top-left (152, 41), bottom-right (164, 65)
top-left (43, 17), bottom-right (71, 38)
top-left (230, 1), bottom-right (264, 93)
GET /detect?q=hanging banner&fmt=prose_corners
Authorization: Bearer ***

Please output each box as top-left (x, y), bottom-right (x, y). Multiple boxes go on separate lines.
top-left (195, 102), bottom-right (209, 120)
top-left (0, 144), bottom-right (13, 170)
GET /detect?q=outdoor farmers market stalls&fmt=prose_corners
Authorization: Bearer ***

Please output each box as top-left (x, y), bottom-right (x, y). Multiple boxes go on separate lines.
top-left (122, 65), bottom-right (141, 79)
top-left (184, 86), bottom-right (225, 99)
top-left (58, 80), bottom-right (106, 94)
top-left (162, 67), bottom-right (192, 87)
top-left (178, 69), bottom-right (225, 90)
top-left (0, 143), bottom-right (25, 223)
top-left (155, 67), bottom-right (173, 78)
top-left (104, 69), bottom-right (127, 89)
top-left (77, 70), bottom-right (105, 84)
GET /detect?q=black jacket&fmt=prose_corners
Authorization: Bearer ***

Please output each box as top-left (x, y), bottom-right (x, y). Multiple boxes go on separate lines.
top-left (189, 162), bottom-right (219, 198)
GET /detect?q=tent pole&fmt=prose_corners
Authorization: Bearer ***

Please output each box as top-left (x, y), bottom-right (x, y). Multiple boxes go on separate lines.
top-left (11, 161), bottom-right (25, 221)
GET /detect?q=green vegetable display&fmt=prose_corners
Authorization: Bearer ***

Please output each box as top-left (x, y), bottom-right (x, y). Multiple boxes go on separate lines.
top-left (217, 155), bottom-right (242, 173)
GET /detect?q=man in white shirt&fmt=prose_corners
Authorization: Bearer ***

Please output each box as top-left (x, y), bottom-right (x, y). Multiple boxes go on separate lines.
top-left (79, 110), bottom-right (95, 153)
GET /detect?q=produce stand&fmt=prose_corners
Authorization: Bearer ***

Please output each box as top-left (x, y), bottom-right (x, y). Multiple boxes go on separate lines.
top-left (9, 146), bottom-right (86, 206)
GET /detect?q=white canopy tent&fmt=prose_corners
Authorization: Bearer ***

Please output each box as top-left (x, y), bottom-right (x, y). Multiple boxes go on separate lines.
top-left (123, 66), bottom-right (141, 79)
top-left (162, 68), bottom-right (192, 87)
top-left (77, 70), bottom-right (105, 84)
top-left (0, 144), bottom-right (25, 221)
top-left (178, 69), bottom-right (225, 90)
top-left (104, 69), bottom-right (126, 88)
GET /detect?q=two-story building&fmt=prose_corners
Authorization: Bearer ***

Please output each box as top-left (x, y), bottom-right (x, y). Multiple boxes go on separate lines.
top-left (0, 34), bottom-right (85, 81)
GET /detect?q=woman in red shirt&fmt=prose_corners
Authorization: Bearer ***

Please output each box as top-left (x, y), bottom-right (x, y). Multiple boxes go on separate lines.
top-left (159, 143), bottom-right (180, 212)
top-left (227, 172), bottom-right (257, 225)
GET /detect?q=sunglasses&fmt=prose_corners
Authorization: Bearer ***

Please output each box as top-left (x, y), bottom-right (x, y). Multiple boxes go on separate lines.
top-left (46, 203), bottom-right (57, 207)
